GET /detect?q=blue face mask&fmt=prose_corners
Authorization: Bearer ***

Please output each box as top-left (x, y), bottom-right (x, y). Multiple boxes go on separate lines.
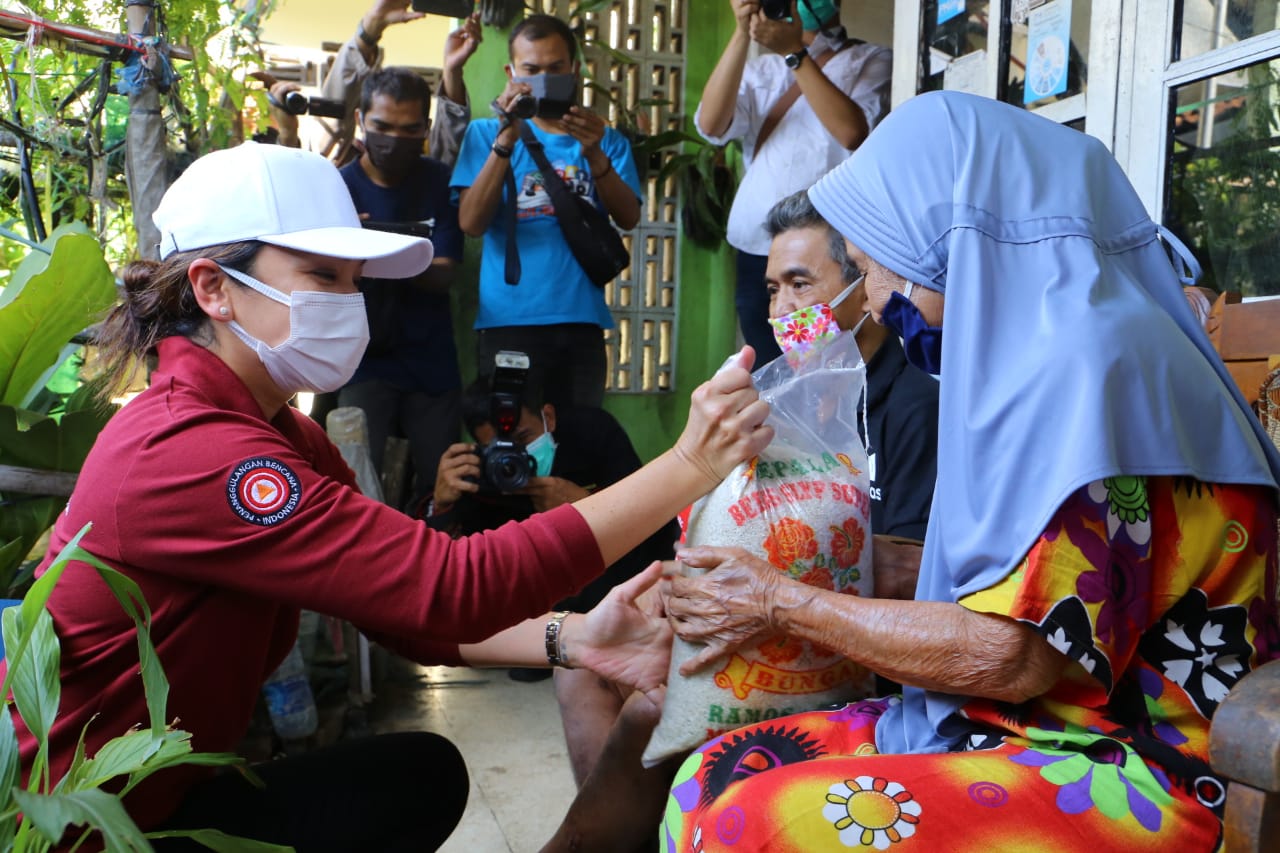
top-left (798, 0), bottom-right (838, 31)
top-left (526, 413), bottom-right (558, 476)
top-left (881, 281), bottom-right (943, 375)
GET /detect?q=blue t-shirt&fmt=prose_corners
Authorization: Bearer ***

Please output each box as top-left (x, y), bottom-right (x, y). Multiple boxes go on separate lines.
top-left (340, 157), bottom-right (463, 394)
top-left (450, 118), bottom-right (642, 330)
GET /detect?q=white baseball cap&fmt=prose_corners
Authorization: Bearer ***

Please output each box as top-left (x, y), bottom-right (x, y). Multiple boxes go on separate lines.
top-left (152, 141), bottom-right (433, 279)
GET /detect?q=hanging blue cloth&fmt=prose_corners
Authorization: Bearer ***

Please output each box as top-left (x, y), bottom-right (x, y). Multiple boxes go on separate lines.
top-left (114, 36), bottom-right (177, 96)
top-left (808, 90), bottom-right (1280, 754)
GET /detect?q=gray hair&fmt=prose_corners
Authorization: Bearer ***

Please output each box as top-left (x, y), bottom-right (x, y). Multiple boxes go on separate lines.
top-left (765, 190), bottom-right (860, 284)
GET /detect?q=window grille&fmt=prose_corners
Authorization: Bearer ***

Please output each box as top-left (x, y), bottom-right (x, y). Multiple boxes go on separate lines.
top-left (533, 0), bottom-right (685, 392)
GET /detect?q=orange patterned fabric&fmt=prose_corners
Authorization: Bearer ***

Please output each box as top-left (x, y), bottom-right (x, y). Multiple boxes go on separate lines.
top-left (661, 477), bottom-right (1278, 851)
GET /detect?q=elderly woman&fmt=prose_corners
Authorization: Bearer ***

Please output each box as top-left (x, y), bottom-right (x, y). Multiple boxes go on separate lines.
top-left (661, 91), bottom-right (1280, 851)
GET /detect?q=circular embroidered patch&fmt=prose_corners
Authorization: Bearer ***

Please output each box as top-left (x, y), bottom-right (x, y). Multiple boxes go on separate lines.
top-left (227, 457), bottom-right (302, 526)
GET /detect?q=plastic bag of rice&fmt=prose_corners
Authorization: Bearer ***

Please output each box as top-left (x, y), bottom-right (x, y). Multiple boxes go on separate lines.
top-left (642, 332), bottom-right (876, 767)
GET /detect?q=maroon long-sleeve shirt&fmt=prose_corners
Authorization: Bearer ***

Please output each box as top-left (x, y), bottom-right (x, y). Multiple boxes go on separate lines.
top-left (10, 336), bottom-right (603, 830)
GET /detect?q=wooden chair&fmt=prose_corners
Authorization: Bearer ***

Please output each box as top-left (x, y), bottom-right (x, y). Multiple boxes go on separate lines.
top-left (1205, 291), bottom-right (1280, 853)
top-left (1205, 291), bottom-right (1280, 406)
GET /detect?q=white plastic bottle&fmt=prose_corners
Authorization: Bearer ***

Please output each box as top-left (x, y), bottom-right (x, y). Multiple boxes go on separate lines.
top-left (262, 641), bottom-right (318, 741)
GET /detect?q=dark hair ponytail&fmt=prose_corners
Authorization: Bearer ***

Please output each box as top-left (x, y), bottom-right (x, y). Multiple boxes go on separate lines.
top-left (94, 241), bottom-right (262, 396)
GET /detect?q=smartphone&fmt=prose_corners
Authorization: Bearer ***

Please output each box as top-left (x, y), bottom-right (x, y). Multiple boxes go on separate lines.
top-left (410, 0), bottom-right (475, 16)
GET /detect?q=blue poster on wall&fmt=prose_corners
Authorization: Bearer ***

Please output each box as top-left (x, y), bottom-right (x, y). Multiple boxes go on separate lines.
top-left (1024, 0), bottom-right (1072, 104)
top-left (938, 0), bottom-right (965, 25)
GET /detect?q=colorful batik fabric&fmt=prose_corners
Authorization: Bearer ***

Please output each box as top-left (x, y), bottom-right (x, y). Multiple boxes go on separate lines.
top-left (659, 478), bottom-right (1278, 851)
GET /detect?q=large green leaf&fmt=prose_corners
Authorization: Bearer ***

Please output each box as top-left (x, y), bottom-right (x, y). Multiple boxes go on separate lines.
top-left (146, 828), bottom-right (295, 852)
top-left (0, 524), bottom-right (94, 708)
top-left (0, 231), bottom-right (116, 407)
top-left (0, 406), bottom-right (60, 471)
top-left (0, 705), bottom-right (20, 809)
top-left (13, 788), bottom-right (152, 851)
top-left (65, 729), bottom-right (160, 792)
top-left (3, 607), bottom-right (61, 760)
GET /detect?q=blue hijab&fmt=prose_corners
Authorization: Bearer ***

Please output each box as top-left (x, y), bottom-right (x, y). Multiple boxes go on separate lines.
top-left (809, 91), bottom-right (1280, 754)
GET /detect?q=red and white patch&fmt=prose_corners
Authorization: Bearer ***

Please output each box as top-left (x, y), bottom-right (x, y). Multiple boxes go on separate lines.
top-left (226, 457), bottom-right (302, 526)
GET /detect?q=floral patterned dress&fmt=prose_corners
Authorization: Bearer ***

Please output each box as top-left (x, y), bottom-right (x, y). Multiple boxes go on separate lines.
top-left (660, 477), bottom-right (1278, 852)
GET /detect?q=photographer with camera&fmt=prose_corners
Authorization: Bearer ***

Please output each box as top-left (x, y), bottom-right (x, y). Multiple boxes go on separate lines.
top-left (332, 67), bottom-right (468, 511)
top-left (452, 14), bottom-right (642, 411)
top-left (268, 0), bottom-right (480, 167)
top-left (696, 0), bottom-right (891, 365)
top-left (426, 354), bottom-right (679, 781)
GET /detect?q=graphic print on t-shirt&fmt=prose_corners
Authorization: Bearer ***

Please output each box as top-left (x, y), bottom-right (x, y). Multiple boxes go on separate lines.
top-left (517, 160), bottom-right (592, 220)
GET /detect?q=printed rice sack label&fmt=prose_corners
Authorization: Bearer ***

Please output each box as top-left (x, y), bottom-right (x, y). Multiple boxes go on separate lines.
top-left (644, 333), bottom-right (875, 766)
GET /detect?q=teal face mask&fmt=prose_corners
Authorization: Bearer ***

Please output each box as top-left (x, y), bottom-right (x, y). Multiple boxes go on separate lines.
top-left (798, 0), bottom-right (838, 31)
top-left (526, 414), bottom-right (558, 476)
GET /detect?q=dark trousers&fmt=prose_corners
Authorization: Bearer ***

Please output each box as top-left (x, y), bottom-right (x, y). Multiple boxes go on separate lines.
top-left (735, 251), bottom-right (782, 365)
top-left (153, 732), bottom-right (467, 853)
top-left (477, 323), bottom-right (606, 410)
top-left (337, 381), bottom-right (461, 506)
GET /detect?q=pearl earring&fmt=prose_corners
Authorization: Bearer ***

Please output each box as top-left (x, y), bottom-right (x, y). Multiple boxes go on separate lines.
top-left (218, 306), bottom-right (229, 316)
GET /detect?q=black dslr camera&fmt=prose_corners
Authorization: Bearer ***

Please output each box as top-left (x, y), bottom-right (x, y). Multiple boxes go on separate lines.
top-left (476, 351), bottom-right (537, 492)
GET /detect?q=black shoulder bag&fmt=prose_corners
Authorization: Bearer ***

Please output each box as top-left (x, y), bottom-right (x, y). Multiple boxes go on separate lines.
top-left (503, 120), bottom-right (631, 288)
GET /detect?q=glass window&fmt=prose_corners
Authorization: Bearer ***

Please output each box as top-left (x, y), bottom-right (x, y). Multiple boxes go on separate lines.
top-left (1163, 57), bottom-right (1280, 295)
top-left (919, 0), bottom-right (992, 92)
top-left (1004, 0), bottom-right (1091, 108)
top-left (1175, 0), bottom-right (1274, 62)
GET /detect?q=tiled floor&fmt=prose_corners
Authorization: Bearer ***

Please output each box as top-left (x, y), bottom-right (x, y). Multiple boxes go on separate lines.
top-left (366, 659), bottom-right (576, 853)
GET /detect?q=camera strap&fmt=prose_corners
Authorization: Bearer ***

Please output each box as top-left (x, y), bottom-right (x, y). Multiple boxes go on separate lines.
top-left (755, 37), bottom-right (856, 155)
top-left (504, 119), bottom-right (629, 287)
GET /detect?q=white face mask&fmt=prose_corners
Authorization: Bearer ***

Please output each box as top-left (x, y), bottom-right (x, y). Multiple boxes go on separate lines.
top-left (219, 265), bottom-right (370, 394)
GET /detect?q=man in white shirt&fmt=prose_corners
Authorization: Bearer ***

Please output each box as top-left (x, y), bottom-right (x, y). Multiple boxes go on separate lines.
top-left (696, 0), bottom-right (891, 364)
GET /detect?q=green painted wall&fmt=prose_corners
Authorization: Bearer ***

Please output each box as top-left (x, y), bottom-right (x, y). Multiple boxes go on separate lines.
top-left (450, 5), bottom-right (738, 463)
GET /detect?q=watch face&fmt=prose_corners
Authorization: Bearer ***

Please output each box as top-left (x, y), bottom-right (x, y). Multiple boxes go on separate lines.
top-left (786, 51), bottom-right (805, 69)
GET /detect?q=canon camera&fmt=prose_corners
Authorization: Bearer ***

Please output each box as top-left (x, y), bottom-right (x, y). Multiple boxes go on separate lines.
top-left (476, 351), bottom-right (538, 492)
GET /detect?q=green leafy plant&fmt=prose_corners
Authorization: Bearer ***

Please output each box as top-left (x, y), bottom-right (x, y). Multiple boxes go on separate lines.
top-left (0, 226), bottom-right (117, 595)
top-left (1165, 62), bottom-right (1280, 296)
top-left (0, 523), bottom-right (292, 851)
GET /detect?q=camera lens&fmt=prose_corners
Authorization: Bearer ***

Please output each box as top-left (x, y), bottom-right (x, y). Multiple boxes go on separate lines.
top-left (510, 94), bottom-right (537, 119)
top-left (761, 0), bottom-right (791, 19)
top-left (282, 90), bottom-right (309, 116)
top-left (483, 445), bottom-right (534, 492)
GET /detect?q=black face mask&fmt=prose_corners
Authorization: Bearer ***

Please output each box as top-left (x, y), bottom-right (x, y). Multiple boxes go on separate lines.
top-left (363, 129), bottom-right (424, 180)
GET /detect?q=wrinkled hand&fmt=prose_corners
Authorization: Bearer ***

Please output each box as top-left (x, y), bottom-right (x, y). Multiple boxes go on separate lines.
top-left (673, 346), bottom-right (773, 491)
top-left (365, 0), bottom-right (426, 35)
top-left (515, 476), bottom-right (590, 512)
top-left (433, 443), bottom-right (480, 512)
top-left (732, 0), bottom-right (761, 34)
top-left (872, 535), bottom-right (923, 601)
top-left (750, 2), bottom-right (806, 55)
top-left (443, 13), bottom-right (482, 72)
top-left (572, 562), bottom-right (675, 706)
top-left (664, 546), bottom-right (785, 675)
top-left (561, 106), bottom-right (606, 153)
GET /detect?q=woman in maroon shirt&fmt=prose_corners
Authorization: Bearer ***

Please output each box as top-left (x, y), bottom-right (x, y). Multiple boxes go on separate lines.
top-left (18, 141), bottom-right (772, 851)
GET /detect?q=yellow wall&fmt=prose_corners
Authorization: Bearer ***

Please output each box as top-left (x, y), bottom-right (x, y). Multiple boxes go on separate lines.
top-left (260, 0), bottom-right (455, 68)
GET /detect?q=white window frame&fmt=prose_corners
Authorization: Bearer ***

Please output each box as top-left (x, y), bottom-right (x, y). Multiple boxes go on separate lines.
top-left (1115, 2), bottom-right (1280, 220)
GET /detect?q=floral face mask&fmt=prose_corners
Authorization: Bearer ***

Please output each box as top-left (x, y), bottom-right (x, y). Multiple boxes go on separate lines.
top-left (769, 274), bottom-right (866, 367)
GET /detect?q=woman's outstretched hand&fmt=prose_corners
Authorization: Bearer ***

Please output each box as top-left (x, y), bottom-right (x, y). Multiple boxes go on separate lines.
top-left (673, 346), bottom-right (774, 491)
top-left (664, 546), bottom-right (788, 675)
top-left (572, 562), bottom-right (674, 707)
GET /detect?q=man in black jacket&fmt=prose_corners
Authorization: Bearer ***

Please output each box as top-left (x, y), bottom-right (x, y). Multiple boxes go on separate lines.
top-left (764, 189), bottom-right (939, 541)
top-left (424, 377), bottom-right (679, 785)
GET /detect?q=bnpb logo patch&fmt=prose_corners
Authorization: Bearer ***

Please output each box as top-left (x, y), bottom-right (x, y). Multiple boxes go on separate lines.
top-left (227, 457), bottom-right (301, 526)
